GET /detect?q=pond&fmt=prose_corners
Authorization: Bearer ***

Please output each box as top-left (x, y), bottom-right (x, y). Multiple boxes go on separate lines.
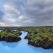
top-left (0, 31), bottom-right (53, 53)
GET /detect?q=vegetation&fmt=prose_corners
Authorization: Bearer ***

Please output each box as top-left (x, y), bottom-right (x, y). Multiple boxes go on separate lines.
top-left (0, 27), bottom-right (21, 42)
top-left (24, 26), bottom-right (53, 49)
top-left (0, 26), bottom-right (53, 48)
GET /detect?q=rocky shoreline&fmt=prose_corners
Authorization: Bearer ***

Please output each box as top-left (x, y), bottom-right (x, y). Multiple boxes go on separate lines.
top-left (27, 36), bottom-right (53, 49)
top-left (0, 28), bottom-right (21, 42)
top-left (24, 27), bottom-right (53, 49)
top-left (0, 35), bottom-right (21, 42)
top-left (28, 39), bottom-right (53, 49)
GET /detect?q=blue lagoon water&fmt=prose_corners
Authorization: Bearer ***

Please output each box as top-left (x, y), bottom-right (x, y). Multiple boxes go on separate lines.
top-left (0, 31), bottom-right (53, 53)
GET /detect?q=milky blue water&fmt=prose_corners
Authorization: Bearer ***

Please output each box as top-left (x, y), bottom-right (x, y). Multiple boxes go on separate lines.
top-left (0, 31), bottom-right (53, 53)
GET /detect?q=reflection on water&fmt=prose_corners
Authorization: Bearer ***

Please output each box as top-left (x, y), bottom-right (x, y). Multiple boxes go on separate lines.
top-left (0, 31), bottom-right (53, 53)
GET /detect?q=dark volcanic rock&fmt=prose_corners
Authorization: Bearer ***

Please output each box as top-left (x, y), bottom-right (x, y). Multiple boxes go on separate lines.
top-left (28, 40), bottom-right (40, 47)
top-left (4, 36), bottom-right (21, 42)
top-left (0, 35), bottom-right (21, 42)
top-left (24, 36), bottom-right (28, 39)
top-left (0, 36), bottom-right (5, 41)
top-left (24, 33), bottom-right (29, 39)
top-left (28, 39), bottom-right (53, 49)
top-left (19, 32), bottom-right (22, 35)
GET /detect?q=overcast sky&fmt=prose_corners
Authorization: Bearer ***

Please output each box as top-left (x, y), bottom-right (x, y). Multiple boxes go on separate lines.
top-left (0, 0), bottom-right (53, 26)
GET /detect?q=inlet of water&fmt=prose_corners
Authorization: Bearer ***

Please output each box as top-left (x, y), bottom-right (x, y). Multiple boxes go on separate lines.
top-left (0, 31), bottom-right (53, 53)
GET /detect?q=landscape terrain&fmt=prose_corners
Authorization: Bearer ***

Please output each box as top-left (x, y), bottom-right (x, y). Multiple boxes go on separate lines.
top-left (0, 26), bottom-right (53, 49)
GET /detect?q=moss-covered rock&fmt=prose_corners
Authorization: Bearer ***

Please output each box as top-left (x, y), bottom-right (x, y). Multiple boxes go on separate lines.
top-left (0, 28), bottom-right (21, 42)
top-left (4, 35), bottom-right (21, 42)
top-left (28, 37), bottom-right (53, 49)
top-left (27, 26), bottom-right (53, 49)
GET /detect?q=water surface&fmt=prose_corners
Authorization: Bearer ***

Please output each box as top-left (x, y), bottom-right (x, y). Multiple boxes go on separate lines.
top-left (0, 31), bottom-right (53, 53)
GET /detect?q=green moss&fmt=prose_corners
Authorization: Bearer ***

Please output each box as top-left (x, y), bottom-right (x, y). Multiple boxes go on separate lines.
top-left (26, 26), bottom-right (53, 49)
top-left (0, 27), bottom-right (21, 42)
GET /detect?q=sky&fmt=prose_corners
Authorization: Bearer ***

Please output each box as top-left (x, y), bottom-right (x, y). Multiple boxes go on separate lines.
top-left (0, 0), bottom-right (53, 26)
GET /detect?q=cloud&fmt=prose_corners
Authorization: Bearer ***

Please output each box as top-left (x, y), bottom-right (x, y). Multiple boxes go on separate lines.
top-left (0, 0), bottom-right (53, 26)
top-left (0, 1), bottom-right (32, 26)
top-left (1, 3), bottom-right (21, 26)
top-left (22, 0), bottom-right (53, 26)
